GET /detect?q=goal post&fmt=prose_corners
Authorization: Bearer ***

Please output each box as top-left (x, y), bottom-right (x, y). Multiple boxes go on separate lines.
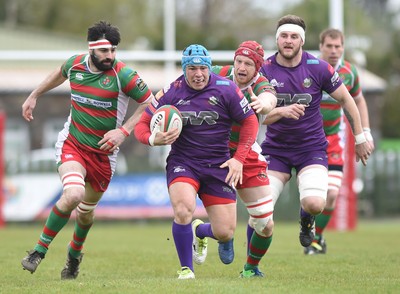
top-left (0, 111), bottom-right (5, 228)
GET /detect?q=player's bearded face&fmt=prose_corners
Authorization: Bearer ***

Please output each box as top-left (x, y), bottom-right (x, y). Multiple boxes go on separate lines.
top-left (90, 50), bottom-right (114, 71)
top-left (277, 33), bottom-right (302, 60)
top-left (278, 44), bottom-right (301, 60)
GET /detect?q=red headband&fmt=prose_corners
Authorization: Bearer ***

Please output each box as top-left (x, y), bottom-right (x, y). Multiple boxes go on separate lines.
top-left (88, 39), bottom-right (117, 50)
top-left (234, 41), bottom-right (264, 73)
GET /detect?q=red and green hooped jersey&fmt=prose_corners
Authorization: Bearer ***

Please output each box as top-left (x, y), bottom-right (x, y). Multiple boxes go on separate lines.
top-left (212, 65), bottom-right (276, 151)
top-left (60, 54), bottom-right (152, 154)
top-left (320, 60), bottom-right (362, 135)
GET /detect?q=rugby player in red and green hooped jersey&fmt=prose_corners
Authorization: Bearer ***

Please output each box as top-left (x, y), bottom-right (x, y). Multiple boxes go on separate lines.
top-left (212, 41), bottom-right (277, 278)
top-left (21, 20), bottom-right (154, 279)
top-left (304, 28), bottom-right (375, 255)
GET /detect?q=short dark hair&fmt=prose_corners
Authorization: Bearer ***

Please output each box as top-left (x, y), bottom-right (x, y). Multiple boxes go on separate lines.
top-left (87, 20), bottom-right (121, 46)
top-left (276, 14), bottom-right (306, 32)
top-left (319, 28), bottom-right (344, 45)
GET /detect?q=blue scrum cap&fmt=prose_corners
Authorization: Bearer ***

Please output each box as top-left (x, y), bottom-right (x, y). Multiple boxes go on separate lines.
top-left (181, 44), bottom-right (212, 76)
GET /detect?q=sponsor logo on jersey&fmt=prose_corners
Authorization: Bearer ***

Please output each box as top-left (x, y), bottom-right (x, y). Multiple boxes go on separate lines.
top-left (312, 157), bottom-right (325, 161)
top-left (222, 186), bottom-right (234, 193)
top-left (208, 96), bottom-right (219, 106)
top-left (306, 59), bottom-right (320, 64)
top-left (75, 73), bottom-right (84, 80)
top-left (329, 152), bottom-right (341, 160)
top-left (240, 97), bottom-right (249, 108)
top-left (173, 166), bottom-right (186, 173)
top-left (331, 72), bottom-right (340, 86)
top-left (136, 78), bottom-right (147, 91)
top-left (216, 80), bottom-right (230, 86)
top-left (303, 78), bottom-right (312, 88)
top-left (100, 181), bottom-right (107, 189)
top-left (173, 80), bottom-right (182, 88)
top-left (177, 99), bottom-right (190, 106)
top-left (99, 76), bottom-right (113, 89)
top-left (270, 79), bottom-right (284, 88)
top-left (72, 94), bottom-right (112, 108)
top-left (64, 154), bottom-right (73, 159)
top-left (163, 84), bottom-right (171, 93)
top-left (257, 169), bottom-right (269, 182)
top-left (243, 104), bottom-right (252, 114)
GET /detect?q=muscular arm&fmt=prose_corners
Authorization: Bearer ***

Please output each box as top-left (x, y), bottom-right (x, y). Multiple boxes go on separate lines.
top-left (133, 110), bottom-right (179, 146)
top-left (99, 94), bottom-right (155, 152)
top-left (354, 94), bottom-right (370, 130)
top-left (330, 83), bottom-right (372, 165)
top-left (22, 66), bottom-right (67, 121)
top-left (331, 84), bottom-right (363, 136)
top-left (354, 93), bottom-right (375, 150)
top-left (121, 94), bottom-right (153, 134)
top-left (262, 104), bottom-right (306, 125)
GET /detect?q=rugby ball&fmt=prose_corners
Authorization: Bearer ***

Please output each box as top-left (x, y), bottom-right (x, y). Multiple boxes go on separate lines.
top-left (150, 105), bottom-right (183, 134)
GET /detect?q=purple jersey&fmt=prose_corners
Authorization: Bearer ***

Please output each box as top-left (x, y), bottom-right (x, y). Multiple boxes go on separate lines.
top-left (260, 51), bottom-right (342, 153)
top-left (147, 72), bottom-right (254, 165)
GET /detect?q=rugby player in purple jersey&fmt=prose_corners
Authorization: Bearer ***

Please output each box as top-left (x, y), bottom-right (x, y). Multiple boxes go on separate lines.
top-left (212, 40), bottom-right (277, 278)
top-left (21, 21), bottom-right (153, 279)
top-left (303, 28), bottom-right (375, 255)
top-left (259, 15), bottom-right (372, 248)
top-left (134, 44), bottom-right (259, 279)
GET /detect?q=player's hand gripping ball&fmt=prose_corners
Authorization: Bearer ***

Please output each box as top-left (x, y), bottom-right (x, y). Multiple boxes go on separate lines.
top-left (150, 105), bottom-right (183, 135)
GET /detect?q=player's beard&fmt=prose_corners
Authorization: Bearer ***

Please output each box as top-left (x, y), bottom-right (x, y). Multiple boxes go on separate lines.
top-left (278, 45), bottom-right (301, 61)
top-left (90, 52), bottom-right (114, 71)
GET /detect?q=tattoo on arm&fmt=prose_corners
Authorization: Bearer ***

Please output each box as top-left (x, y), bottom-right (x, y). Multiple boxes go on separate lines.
top-left (343, 108), bottom-right (356, 134)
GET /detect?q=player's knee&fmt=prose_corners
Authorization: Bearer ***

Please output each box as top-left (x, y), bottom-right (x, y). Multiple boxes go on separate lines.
top-left (61, 172), bottom-right (86, 209)
top-left (254, 216), bottom-right (274, 237)
top-left (246, 195), bottom-right (274, 237)
top-left (264, 219), bottom-right (274, 237)
top-left (173, 204), bottom-right (195, 224)
top-left (299, 167), bottom-right (327, 214)
top-left (302, 197), bottom-right (326, 215)
top-left (212, 223), bottom-right (235, 241)
top-left (77, 210), bottom-right (95, 224)
top-left (76, 201), bottom-right (98, 224)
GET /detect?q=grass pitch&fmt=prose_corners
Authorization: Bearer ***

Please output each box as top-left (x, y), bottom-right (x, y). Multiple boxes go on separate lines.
top-left (1, 219), bottom-right (399, 293)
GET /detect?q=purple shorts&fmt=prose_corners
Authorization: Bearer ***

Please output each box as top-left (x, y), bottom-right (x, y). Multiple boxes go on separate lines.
top-left (166, 155), bottom-right (237, 202)
top-left (263, 149), bottom-right (328, 175)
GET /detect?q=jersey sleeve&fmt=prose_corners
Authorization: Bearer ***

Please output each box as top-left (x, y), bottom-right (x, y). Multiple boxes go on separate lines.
top-left (116, 62), bottom-right (152, 104)
top-left (61, 54), bottom-right (85, 78)
top-left (253, 75), bottom-right (276, 96)
top-left (321, 63), bottom-right (342, 94)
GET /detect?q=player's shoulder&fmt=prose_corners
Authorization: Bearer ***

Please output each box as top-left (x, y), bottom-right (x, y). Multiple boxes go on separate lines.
top-left (210, 72), bottom-right (236, 87)
top-left (263, 53), bottom-right (277, 66)
top-left (114, 60), bottom-right (137, 76)
top-left (63, 54), bottom-right (87, 73)
top-left (303, 51), bottom-right (338, 77)
top-left (155, 75), bottom-right (184, 102)
top-left (68, 53), bottom-right (86, 61)
top-left (211, 65), bottom-right (233, 77)
top-left (303, 51), bottom-right (328, 67)
top-left (342, 60), bottom-right (359, 74)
